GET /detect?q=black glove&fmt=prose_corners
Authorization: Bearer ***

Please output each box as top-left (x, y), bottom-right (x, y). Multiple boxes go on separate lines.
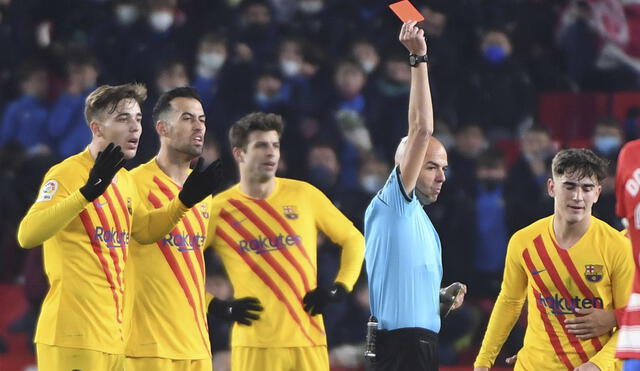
top-left (178, 158), bottom-right (223, 208)
top-left (303, 283), bottom-right (347, 316)
top-left (210, 297), bottom-right (263, 325)
top-left (80, 143), bottom-right (125, 202)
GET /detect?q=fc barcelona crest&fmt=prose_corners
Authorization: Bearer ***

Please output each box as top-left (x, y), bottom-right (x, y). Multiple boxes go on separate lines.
top-left (127, 197), bottom-right (133, 215)
top-left (283, 205), bottom-right (298, 220)
top-left (584, 264), bottom-right (603, 282)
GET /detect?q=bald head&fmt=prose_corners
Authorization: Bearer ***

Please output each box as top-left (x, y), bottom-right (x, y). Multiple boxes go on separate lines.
top-left (394, 136), bottom-right (446, 165)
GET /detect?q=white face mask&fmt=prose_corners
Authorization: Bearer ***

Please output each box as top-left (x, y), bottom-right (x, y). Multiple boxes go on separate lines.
top-left (280, 59), bottom-right (302, 77)
top-left (299, 0), bottom-right (323, 15)
top-left (149, 11), bottom-right (174, 32)
top-left (115, 4), bottom-right (139, 26)
top-left (361, 60), bottom-right (377, 74)
top-left (199, 52), bottom-right (226, 71)
top-left (361, 174), bottom-right (385, 194)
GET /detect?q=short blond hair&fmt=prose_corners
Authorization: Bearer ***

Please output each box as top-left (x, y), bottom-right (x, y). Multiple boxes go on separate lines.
top-left (84, 83), bottom-right (147, 125)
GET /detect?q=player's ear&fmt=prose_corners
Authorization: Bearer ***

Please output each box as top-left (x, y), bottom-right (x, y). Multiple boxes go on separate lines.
top-left (89, 121), bottom-right (103, 137)
top-left (232, 146), bottom-right (244, 163)
top-left (547, 177), bottom-right (555, 197)
top-left (156, 120), bottom-right (169, 137)
top-left (593, 184), bottom-right (602, 204)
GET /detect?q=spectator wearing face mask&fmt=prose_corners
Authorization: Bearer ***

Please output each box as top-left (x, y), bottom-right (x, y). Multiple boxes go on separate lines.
top-left (441, 123), bottom-right (487, 196)
top-left (126, 0), bottom-right (195, 86)
top-left (192, 32), bottom-right (249, 135)
top-left (590, 118), bottom-right (625, 229)
top-left (277, 37), bottom-right (323, 117)
top-left (367, 54), bottom-right (413, 161)
top-left (591, 117), bottom-right (624, 161)
top-left (193, 33), bottom-right (229, 112)
top-left (458, 29), bottom-right (534, 139)
top-left (349, 39), bottom-right (381, 80)
top-left (305, 142), bottom-right (370, 229)
top-left (90, 0), bottom-right (144, 83)
top-left (504, 124), bottom-right (556, 235)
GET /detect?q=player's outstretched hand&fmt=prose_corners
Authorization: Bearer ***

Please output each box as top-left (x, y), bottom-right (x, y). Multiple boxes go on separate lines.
top-left (179, 158), bottom-right (223, 207)
top-left (210, 297), bottom-right (263, 326)
top-left (303, 283), bottom-right (348, 316)
top-left (399, 21), bottom-right (427, 56)
top-left (565, 308), bottom-right (616, 339)
top-left (80, 143), bottom-right (125, 202)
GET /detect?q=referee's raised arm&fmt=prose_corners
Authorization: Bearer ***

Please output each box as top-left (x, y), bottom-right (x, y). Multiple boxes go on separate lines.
top-left (397, 20), bottom-right (433, 195)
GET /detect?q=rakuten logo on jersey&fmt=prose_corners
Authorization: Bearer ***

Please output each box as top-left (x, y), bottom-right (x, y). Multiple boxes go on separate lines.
top-left (238, 234), bottom-right (301, 254)
top-left (93, 226), bottom-right (130, 249)
top-left (537, 293), bottom-right (603, 315)
top-left (161, 232), bottom-right (205, 252)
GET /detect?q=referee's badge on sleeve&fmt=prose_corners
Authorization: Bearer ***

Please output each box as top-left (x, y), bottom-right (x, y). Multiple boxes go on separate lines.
top-left (36, 180), bottom-right (58, 202)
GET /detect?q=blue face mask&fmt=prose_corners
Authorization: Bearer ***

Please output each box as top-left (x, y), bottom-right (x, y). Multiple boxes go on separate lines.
top-left (594, 136), bottom-right (621, 154)
top-left (483, 45), bottom-right (507, 64)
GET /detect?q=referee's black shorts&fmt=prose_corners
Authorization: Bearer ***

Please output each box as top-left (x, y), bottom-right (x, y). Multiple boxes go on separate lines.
top-left (371, 327), bottom-right (438, 371)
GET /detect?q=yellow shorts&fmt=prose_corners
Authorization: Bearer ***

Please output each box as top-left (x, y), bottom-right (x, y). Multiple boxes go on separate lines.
top-left (36, 343), bottom-right (124, 371)
top-left (231, 346), bottom-right (329, 371)
top-left (125, 356), bottom-right (212, 371)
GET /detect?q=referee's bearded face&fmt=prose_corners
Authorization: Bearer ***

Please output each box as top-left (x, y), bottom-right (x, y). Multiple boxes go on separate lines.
top-left (237, 130), bottom-right (280, 182)
top-left (415, 140), bottom-right (448, 205)
top-left (97, 98), bottom-right (142, 160)
top-left (161, 97), bottom-right (206, 158)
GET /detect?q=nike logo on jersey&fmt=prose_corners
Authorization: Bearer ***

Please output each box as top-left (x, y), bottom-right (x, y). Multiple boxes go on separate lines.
top-left (231, 218), bottom-right (247, 227)
top-left (531, 269), bottom-right (546, 275)
top-left (95, 201), bottom-right (108, 208)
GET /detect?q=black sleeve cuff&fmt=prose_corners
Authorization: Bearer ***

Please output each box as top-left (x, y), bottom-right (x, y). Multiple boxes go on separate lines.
top-left (395, 166), bottom-right (412, 203)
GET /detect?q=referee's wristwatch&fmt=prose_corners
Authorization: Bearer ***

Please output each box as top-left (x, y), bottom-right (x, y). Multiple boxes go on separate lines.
top-left (409, 53), bottom-right (428, 67)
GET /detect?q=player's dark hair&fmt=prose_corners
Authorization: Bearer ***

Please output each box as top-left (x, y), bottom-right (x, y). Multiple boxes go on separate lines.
top-left (152, 86), bottom-right (202, 123)
top-left (229, 112), bottom-right (284, 150)
top-left (84, 83), bottom-right (147, 125)
top-left (551, 148), bottom-right (608, 183)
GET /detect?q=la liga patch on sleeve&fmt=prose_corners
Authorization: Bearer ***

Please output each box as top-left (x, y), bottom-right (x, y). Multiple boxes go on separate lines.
top-left (36, 180), bottom-right (58, 202)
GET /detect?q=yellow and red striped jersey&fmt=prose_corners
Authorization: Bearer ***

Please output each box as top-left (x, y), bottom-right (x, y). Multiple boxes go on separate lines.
top-left (475, 216), bottom-right (634, 371)
top-left (17, 150), bottom-right (188, 354)
top-left (207, 178), bottom-right (365, 348)
top-left (125, 159), bottom-right (211, 360)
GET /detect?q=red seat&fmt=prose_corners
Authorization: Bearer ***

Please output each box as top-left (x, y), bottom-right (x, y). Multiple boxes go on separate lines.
top-left (566, 138), bottom-right (592, 149)
top-left (538, 92), bottom-right (610, 143)
top-left (611, 92), bottom-right (640, 122)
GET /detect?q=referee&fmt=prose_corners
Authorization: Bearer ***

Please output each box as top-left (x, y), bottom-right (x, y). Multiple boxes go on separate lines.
top-left (364, 21), bottom-right (466, 371)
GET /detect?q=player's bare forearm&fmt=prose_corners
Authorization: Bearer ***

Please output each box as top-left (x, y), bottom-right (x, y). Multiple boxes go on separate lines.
top-left (398, 20), bottom-right (433, 192)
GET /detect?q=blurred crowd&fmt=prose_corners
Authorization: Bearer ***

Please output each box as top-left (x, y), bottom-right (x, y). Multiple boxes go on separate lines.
top-left (1, 0), bottom-right (640, 369)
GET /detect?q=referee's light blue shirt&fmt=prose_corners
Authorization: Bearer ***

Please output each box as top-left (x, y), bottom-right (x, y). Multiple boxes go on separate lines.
top-left (364, 166), bottom-right (443, 332)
